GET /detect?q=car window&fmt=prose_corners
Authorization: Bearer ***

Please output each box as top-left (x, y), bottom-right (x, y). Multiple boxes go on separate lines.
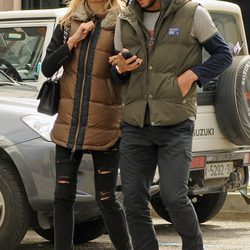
top-left (197, 12), bottom-right (242, 96)
top-left (0, 26), bottom-right (46, 83)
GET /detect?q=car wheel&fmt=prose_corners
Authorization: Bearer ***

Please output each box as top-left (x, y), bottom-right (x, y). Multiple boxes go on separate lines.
top-left (216, 55), bottom-right (250, 145)
top-left (0, 160), bottom-right (31, 249)
top-left (151, 191), bottom-right (227, 223)
top-left (34, 216), bottom-right (106, 244)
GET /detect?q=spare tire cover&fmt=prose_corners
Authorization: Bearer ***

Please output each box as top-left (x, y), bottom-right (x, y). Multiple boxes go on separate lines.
top-left (216, 55), bottom-right (250, 145)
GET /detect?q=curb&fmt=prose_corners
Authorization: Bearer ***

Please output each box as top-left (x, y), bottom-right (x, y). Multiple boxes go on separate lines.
top-left (221, 192), bottom-right (250, 212)
top-left (214, 191), bottom-right (250, 220)
top-left (151, 191), bottom-right (250, 220)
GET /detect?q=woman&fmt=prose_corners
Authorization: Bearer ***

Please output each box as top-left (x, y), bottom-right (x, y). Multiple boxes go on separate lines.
top-left (41, 0), bottom-right (131, 249)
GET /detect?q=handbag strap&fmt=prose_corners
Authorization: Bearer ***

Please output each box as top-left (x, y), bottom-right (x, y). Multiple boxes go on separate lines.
top-left (63, 20), bottom-right (71, 44)
top-left (54, 21), bottom-right (71, 79)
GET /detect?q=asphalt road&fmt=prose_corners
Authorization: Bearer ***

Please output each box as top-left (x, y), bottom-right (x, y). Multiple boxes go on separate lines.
top-left (18, 215), bottom-right (250, 250)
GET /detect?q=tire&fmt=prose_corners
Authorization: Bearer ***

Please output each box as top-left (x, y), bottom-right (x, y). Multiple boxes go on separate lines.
top-left (0, 160), bottom-right (31, 249)
top-left (34, 216), bottom-right (106, 244)
top-left (216, 55), bottom-right (250, 145)
top-left (151, 191), bottom-right (227, 223)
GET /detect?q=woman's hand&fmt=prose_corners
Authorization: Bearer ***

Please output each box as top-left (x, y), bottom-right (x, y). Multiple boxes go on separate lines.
top-left (177, 70), bottom-right (198, 97)
top-left (67, 21), bottom-right (95, 50)
top-left (109, 49), bottom-right (143, 74)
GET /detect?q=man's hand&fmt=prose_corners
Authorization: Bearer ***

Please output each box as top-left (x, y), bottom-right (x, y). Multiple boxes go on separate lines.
top-left (109, 49), bottom-right (143, 74)
top-left (177, 70), bottom-right (198, 97)
top-left (67, 21), bottom-right (95, 50)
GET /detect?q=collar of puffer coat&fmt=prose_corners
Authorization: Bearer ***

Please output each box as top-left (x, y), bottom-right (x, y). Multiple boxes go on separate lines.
top-left (71, 1), bottom-right (119, 29)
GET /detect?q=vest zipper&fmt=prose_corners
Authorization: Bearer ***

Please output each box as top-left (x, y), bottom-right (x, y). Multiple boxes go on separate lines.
top-left (70, 22), bottom-right (97, 158)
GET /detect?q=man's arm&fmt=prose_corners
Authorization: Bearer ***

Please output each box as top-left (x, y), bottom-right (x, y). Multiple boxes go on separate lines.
top-left (191, 33), bottom-right (233, 87)
top-left (176, 6), bottom-right (233, 96)
top-left (190, 5), bottom-right (233, 87)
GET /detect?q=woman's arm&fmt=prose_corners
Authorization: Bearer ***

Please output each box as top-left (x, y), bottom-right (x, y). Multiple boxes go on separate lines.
top-left (42, 21), bottom-right (95, 78)
top-left (41, 24), bottom-right (72, 78)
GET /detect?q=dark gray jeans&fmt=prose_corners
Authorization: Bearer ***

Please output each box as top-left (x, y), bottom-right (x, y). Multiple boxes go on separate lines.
top-left (54, 142), bottom-right (131, 250)
top-left (120, 120), bottom-right (203, 250)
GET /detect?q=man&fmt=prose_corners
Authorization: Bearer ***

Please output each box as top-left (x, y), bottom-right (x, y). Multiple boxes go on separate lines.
top-left (109, 0), bottom-right (232, 249)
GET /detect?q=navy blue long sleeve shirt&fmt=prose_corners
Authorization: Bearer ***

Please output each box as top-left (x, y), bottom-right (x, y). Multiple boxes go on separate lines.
top-left (192, 33), bottom-right (233, 87)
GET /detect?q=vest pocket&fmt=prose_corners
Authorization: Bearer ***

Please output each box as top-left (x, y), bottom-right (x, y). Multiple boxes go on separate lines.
top-left (107, 79), bottom-right (116, 104)
top-left (173, 77), bottom-right (183, 101)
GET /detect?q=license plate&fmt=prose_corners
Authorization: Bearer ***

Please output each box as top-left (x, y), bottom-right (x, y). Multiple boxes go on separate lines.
top-left (205, 162), bottom-right (234, 179)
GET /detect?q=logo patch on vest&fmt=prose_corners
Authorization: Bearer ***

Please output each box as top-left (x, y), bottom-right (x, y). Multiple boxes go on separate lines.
top-left (168, 27), bottom-right (180, 36)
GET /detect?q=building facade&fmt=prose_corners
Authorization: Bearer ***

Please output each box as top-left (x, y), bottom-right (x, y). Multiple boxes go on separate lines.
top-left (0, 0), bottom-right (21, 11)
top-left (227, 0), bottom-right (250, 47)
top-left (0, 0), bottom-right (66, 11)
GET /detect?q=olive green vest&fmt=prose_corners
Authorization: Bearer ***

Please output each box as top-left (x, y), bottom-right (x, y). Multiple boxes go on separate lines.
top-left (120, 0), bottom-right (202, 127)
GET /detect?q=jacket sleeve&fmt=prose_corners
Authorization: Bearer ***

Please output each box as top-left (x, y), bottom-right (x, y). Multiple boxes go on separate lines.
top-left (41, 24), bottom-right (72, 78)
top-left (191, 32), bottom-right (233, 87)
top-left (110, 64), bottom-right (131, 85)
top-left (110, 49), bottom-right (131, 84)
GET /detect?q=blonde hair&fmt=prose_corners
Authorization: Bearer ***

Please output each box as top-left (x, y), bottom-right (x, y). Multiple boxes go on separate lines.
top-left (60, 0), bottom-right (121, 27)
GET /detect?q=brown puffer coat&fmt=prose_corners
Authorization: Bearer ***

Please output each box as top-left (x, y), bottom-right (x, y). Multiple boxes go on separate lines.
top-left (44, 4), bottom-right (121, 151)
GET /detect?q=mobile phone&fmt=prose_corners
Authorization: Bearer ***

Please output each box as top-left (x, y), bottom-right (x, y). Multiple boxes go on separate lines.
top-left (122, 51), bottom-right (133, 60)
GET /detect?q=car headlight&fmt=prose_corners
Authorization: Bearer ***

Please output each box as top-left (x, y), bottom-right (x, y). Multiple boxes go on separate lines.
top-left (22, 114), bottom-right (56, 142)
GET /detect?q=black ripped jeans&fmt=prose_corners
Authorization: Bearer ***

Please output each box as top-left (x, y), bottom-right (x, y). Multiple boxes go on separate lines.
top-left (54, 142), bottom-right (131, 250)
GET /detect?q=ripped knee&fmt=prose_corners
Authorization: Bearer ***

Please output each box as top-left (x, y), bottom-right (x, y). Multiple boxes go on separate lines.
top-left (97, 169), bottom-right (113, 175)
top-left (96, 191), bottom-right (119, 211)
top-left (99, 191), bottom-right (111, 201)
top-left (54, 176), bottom-right (76, 203)
top-left (57, 176), bottom-right (71, 184)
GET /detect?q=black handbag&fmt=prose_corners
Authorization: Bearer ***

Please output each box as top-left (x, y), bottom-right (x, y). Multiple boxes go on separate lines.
top-left (37, 24), bottom-right (70, 116)
top-left (37, 78), bottom-right (60, 116)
